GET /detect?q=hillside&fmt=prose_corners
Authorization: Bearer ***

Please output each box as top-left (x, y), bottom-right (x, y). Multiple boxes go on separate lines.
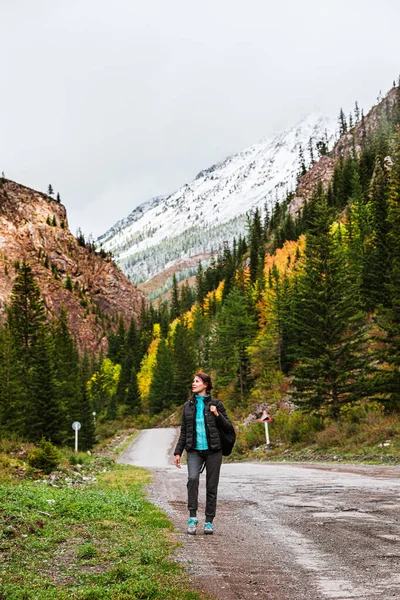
top-left (0, 179), bottom-right (144, 352)
top-left (98, 82), bottom-right (400, 435)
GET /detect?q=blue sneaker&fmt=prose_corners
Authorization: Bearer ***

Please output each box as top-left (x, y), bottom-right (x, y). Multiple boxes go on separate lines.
top-left (204, 522), bottom-right (214, 535)
top-left (187, 517), bottom-right (198, 535)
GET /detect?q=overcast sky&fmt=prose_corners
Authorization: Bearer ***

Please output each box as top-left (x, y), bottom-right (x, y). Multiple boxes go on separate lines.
top-left (2, 0), bottom-right (399, 238)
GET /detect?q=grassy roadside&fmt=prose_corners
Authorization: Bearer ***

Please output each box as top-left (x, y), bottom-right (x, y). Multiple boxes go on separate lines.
top-left (239, 444), bottom-right (400, 465)
top-left (0, 450), bottom-right (205, 599)
top-left (229, 404), bottom-right (400, 466)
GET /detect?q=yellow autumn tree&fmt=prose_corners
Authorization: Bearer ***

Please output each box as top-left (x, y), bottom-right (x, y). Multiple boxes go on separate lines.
top-left (248, 236), bottom-right (306, 403)
top-left (87, 358), bottom-right (121, 415)
top-left (137, 323), bottom-right (161, 410)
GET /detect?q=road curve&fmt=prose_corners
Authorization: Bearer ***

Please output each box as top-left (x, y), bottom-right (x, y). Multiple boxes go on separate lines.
top-left (118, 428), bottom-right (400, 600)
top-left (116, 428), bottom-right (177, 468)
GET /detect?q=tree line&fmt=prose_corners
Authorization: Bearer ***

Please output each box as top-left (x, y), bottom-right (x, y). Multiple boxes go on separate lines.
top-left (105, 82), bottom-right (400, 420)
top-left (3, 83), bottom-right (400, 444)
top-left (0, 263), bottom-right (96, 448)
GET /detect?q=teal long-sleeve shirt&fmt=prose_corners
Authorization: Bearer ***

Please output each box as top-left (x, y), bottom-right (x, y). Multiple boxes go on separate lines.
top-left (194, 394), bottom-right (209, 450)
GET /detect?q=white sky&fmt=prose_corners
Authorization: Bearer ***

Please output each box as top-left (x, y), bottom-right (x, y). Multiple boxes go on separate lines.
top-left (1, 0), bottom-right (400, 237)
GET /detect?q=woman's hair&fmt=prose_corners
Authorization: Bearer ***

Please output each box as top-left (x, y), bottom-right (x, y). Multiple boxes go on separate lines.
top-left (195, 372), bottom-right (213, 393)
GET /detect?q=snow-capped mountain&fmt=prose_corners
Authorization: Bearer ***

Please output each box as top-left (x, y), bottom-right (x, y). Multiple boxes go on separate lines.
top-left (97, 113), bottom-right (338, 285)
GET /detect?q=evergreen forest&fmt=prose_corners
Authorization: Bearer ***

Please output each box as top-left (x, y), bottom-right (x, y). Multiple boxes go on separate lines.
top-left (2, 82), bottom-right (400, 458)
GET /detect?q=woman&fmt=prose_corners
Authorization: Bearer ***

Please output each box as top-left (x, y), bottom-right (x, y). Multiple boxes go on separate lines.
top-left (173, 372), bottom-right (234, 535)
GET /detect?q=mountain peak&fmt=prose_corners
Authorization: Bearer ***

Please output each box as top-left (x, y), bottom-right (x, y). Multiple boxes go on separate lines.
top-left (97, 113), bottom-right (338, 286)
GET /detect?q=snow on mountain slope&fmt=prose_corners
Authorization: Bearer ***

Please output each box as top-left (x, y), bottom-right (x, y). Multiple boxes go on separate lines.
top-left (97, 113), bottom-right (337, 284)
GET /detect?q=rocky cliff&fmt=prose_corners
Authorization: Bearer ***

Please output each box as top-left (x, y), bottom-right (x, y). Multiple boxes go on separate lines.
top-left (289, 87), bottom-right (398, 214)
top-left (0, 179), bottom-right (144, 352)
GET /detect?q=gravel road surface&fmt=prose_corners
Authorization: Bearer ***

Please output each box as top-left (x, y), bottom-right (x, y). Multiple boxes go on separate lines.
top-left (118, 429), bottom-right (400, 600)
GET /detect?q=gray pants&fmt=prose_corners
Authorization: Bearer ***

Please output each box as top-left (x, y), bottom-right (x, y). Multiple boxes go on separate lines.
top-left (187, 449), bottom-right (222, 520)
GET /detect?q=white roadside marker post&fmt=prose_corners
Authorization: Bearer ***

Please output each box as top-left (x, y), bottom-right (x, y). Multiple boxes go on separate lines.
top-left (72, 421), bottom-right (81, 453)
top-left (264, 420), bottom-right (270, 446)
top-left (259, 410), bottom-right (272, 448)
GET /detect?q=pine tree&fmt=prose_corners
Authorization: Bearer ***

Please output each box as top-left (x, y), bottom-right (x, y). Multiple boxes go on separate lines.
top-left (191, 304), bottom-right (211, 371)
top-left (8, 262), bottom-right (47, 360)
top-left (359, 144), bottom-right (376, 196)
top-left (107, 316), bottom-right (126, 364)
top-left (125, 319), bottom-right (142, 371)
top-left (76, 228), bottom-right (86, 247)
top-left (263, 264), bottom-right (285, 371)
top-left (213, 286), bottom-right (256, 401)
top-left (339, 108), bottom-right (348, 136)
top-left (341, 156), bottom-right (358, 208)
top-left (368, 157), bottom-right (390, 307)
top-left (221, 244), bottom-right (236, 300)
top-left (375, 127), bottom-right (400, 410)
top-left (308, 137), bottom-right (315, 165)
top-left (48, 184), bottom-right (54, 196)
top-left (249, 208), bottom-right (264, 285)
top-left (53, 309), bottom-right (81, 446)
top-left (170, 273), bottom-right (180, 319)
top-left (393, 80), bottom-right (400, 126)
top-left (280, 269), bottom-right (303, 370)
top-left (170, 320), bottom-right (196, 406)
top-left (180, 281), bottom-right (195, 314)
top-left (346, 170), bottom-right (374, 309)
top-left (195, 262), bottom-right (206, 305)
top-left (6, 263), bottom-right (67, 442)
top-left (125, 367), bottom-right (141, 416)
top-left (0, 324), bottom-right (26, 437)
top-left (148, 339), bottom-right (174, 415)
top-left (298, 145), bottom-right (307, 177)
top-left (292, 194), bottom-right (367, 417)
top-left (354, 101), bottom-right (360, 123)
top-left (78, 350), bottom-right (96, 449)
top-left (115, 325), bottom-right (138, 410)
top-left (316, 139), bottom-right (328, 157)
top-left (249, 242), bottom-right (259, 285)
top-left (30, 330), bottom-right (64, 444)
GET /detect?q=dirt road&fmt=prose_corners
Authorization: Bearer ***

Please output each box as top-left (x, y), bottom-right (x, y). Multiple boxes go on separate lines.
top-left (118, 429), bottom-right (400, 600)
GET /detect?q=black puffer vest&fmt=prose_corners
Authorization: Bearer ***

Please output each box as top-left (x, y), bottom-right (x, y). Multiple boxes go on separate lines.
top-left (174, 394), bottom-right (233, 455)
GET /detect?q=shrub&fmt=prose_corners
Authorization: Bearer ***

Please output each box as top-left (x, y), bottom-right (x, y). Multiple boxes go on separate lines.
top-left (314, 421), bottom-right (344, 449)
top-left (272, 411), bottom-right (323, 445)
top-left (61, 448), bottom-right (92, 466)
top-left (65, 275), bottom-right (73, 291)
top-left (27, 439), bottom-right (60, 474)
top-left (243, 422), bottom-right (266, 449)
top-left (339, 400), bottom-right (385, 424)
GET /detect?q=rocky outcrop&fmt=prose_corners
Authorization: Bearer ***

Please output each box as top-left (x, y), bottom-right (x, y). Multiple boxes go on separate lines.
top-left (0, 179), bottom-right (145, 352)
top-left (333, 88), bottom-right (398, 159)
top-left (289, 155), bottom-right (335, 215)
top-left (290, 87), bottom-right (399, 214)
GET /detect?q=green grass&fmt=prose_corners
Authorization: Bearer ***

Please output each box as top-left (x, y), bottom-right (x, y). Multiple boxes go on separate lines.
top-left (0, 461), bottom-right (205, 600)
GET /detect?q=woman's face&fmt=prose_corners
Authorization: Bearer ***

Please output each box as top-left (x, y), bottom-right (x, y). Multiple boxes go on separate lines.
top-left (192, 375), bottom-right (208, 395)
